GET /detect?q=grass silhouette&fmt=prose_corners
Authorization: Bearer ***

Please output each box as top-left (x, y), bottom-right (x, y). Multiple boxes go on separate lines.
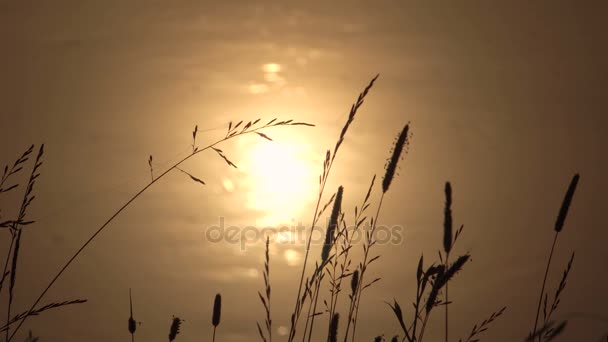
top-left (0, 75), bottom-right (590, 341)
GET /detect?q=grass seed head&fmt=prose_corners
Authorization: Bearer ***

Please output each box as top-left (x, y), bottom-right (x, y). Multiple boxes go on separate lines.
top-left (212, 293), bottom-right (222, 327)
top-left (555, 174), bottom-right (580, 233)
top-left (168, 316), bottom-right (182, 341)
top-left (322, 186), bottom-right (344, 262)
top-left (382, 124), bottom-right (410, 193)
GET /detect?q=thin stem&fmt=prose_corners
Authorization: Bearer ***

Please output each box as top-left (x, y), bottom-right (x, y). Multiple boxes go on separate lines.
top-left (0, 234), bottom-right (15, 297)
top-left (532, 232), bottom-right (559, 342)
top-left (288, 75), bottom-right (378, 341)
top-left (212, 327), bottom-right (217, 342)
top-left (326, 259), bottom-right (338, 337)
top-left (418, 313), bottom-right (430, 342)
top-left (344, 192), bottom-right (386, 342)
top-left (444, 252), bottom-right (450, 342)
top-left (305, 274), bottom-right (323, 342)
top-left (288, 163), bottom-right (333, 341)
top-left (327, 227), bottom-right (346, 341)
top-left (349, 194), bottom-right (385, 342)
top-left (301, 278), bottom-right (314, 342)
top-left (8, 125), bottom-right (290, 341)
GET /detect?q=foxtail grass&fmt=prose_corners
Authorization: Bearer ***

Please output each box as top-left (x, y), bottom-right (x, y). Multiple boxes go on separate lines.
top-left (531, 174), bottom-right (579, 341)
top-left (128, 289), bottom-right (136, 342)
top-left (325, 176), bottom-right (375, 342)
top-left (387, 182), bottom-right (503, 342)
top-left (287, 74), bottom-right (378, 342)
top-left (7, 119), bottom-right (312, 340)
top-left (303, 186), bottom-right (344, 342)
top-left (443, 182), bottom-right (452, 342)
top-left (346, 123), bottom-right (410, 342)
top-left (328, 313), bottom-right (339, 342)
top-left (212, 293), bottom-right (222, 342)
top-left (168, 316), bottom-right (182, 341)
top-left (322, 186), bottom-right (344, 263)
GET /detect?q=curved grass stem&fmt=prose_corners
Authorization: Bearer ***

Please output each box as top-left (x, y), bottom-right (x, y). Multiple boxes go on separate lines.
top-left (8, 122), bottom-right (308, 341)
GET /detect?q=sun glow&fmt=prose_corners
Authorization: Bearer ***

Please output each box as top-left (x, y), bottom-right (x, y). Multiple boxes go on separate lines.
top-left (243, 141), bottom-right (315, 226)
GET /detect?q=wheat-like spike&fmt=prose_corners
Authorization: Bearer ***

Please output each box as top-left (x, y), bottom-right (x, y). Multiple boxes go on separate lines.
top-left (332, 75), bottom-right (379, 166)
top-left (350, 269), bottom-right (359, 295)
top-left (555, 174), bottom-right (580, 232)
top-left (168, 316), bottom-right (182, 341)
top-left (382, 124), bottom-right (410, 193)
top-left (443, 182), bottom-right (453, 254)
top-left (328, 313), bottom-right (340, 342)
top-left (426, 254), bottom-right (470, 313)
top-left (322, 187), bottom-right (344, 262)
top-left (532, 174), bottom-right (581, 340)
top-left (212, 293), bottom-right (222, 327)
top-left (212, 293), bottom-right (222, 342)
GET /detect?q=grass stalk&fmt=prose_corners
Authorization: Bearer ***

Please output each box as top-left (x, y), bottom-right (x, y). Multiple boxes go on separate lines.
top-left (443, 182), bottom-right (453, 342)
top-left (5, 145), bottom-right (44, 342)
top-left (128, 289), bottom-right (136, 342)
top-left (531, 174), bottom-right (579, 341)
top-left (212, 293), bottom-right (222, 342)
top-left (256, 237), bottom-right (272, 342)
top-left (531, 232), bottom-right (559, 341)
top-left (326, 176), bottom-right (374, 341)
top-left (287, 75), bottom-right (378, 341)
top-left (347, 193), bottom-right (384, 342)
top-left (8, 121), bottom-right (310, 341)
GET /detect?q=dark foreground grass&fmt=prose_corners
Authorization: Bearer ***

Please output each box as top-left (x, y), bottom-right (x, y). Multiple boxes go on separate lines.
top-left (0, 75), bottom-right (593, 341)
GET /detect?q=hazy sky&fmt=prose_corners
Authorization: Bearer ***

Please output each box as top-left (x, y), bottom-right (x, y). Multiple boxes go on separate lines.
top-left (1, 1), bottom-right (607, 341)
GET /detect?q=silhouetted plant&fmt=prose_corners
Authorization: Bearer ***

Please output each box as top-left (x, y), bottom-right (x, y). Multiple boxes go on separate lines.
top-left (212, 293), bottom-right (222, 342)
top-left (287, 75), bottom-right (379, 342)
top-left (257, 237), bottom-right (272, 342)
top-left (128, 289), bottom-right (137, 342)
top-left (346, 124), bottom-right (411, 342)
top-left (387, 182), bottom-right (503, 342)
top-left (531, 174), bottom-right (580, 341)
top-left (1, 73), bottom-right (591, 342)
top-left (6, 118), bottom-right (313, 340)
top-left (168, 316), bottom-right (182, 341)
top-left (0, 145), bottom-right (88, 342)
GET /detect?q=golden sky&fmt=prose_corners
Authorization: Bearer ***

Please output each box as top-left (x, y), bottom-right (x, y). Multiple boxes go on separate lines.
top-left (1, 1), bottom-right (607, 341)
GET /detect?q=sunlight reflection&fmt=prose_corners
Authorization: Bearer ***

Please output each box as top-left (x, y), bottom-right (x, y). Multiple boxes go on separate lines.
top-left (264, 72), bottom-right (286, 86)
top-left (222, 177), bottom-right (235, 192)
top-left (243, 141), bottom-right (315, 227)
top-left (277, 326), bottom-right (289, 336)
top-left (275, 231), bottom-right (295, 244)
top-left (262, 63), bottom-right (281, 73)
top-left (202, 267), bottom-right (259, 282)
top-left (284, 249), bottom-right (301, 266)
top-left (248, 83), bottom-right (269, 94)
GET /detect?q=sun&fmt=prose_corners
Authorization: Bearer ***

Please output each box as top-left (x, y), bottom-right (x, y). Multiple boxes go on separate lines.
top-left (242, 141), bottom-right (315, 227)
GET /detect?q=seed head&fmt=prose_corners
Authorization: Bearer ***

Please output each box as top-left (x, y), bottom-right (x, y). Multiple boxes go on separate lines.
top-left (382, 124), bottom-right (410, 193)
top-left (322, 186), bottom-right (344, 262)
top-left (212, 293), bottom-right (222, 327)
